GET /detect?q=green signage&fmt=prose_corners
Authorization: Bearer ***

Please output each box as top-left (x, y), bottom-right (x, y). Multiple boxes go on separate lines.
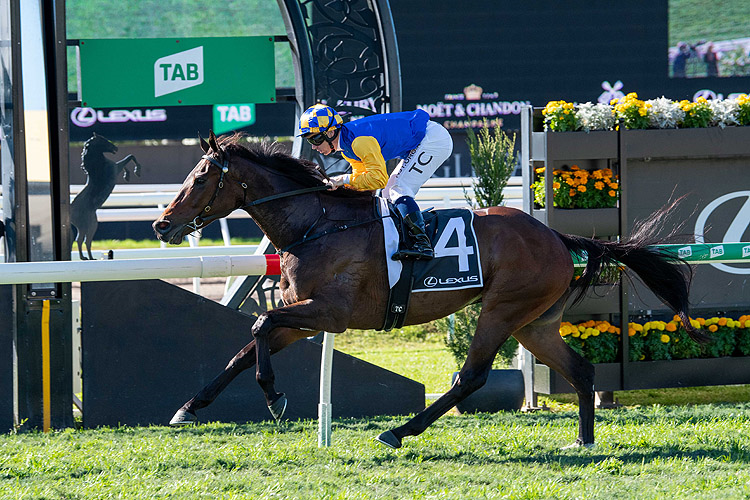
top-left (572, 242), bottom-right (750, 267)
top-left (79, 37), bottom-right (275, 107)
top-left (213, 103), bottom-right (256, 134)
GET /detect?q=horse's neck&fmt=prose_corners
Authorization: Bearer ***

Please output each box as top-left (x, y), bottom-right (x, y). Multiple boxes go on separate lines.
top-left (245, 195), bottom-right (323, 251)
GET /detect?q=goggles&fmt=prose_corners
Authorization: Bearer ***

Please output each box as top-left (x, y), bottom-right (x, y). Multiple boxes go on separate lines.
top-left (305, 132), bottom-right (328, 146)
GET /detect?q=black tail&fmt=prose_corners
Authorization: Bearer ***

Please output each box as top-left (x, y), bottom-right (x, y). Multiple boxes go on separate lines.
top-left (555, 203), bottom-right (711, 344)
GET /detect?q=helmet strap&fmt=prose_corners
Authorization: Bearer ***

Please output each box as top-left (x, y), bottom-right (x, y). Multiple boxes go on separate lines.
top-left (325, 128), bottom-right (340, 152)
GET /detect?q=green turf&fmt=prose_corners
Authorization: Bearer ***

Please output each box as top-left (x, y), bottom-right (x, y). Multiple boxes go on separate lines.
top-left (3, 405), bottom-right (750, 499)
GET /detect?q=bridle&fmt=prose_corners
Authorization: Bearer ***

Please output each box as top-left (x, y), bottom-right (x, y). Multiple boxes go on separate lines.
top-left (185, 150), bottom-right (330, 233)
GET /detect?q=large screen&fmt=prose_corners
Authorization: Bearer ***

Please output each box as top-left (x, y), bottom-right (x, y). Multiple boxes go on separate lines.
top-left (669, 0), bottom-right (750, 78)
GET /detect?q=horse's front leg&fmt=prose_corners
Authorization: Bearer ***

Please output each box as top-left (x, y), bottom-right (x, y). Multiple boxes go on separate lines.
top-left (252, 298), bottom-right (348, 420)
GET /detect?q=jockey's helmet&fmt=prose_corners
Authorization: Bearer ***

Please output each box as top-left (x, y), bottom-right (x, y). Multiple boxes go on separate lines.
top-left (297, 104), bottom-right (342, 136)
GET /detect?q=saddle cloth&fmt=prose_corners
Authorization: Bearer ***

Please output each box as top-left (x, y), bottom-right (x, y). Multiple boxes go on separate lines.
top-left (378, 197), bottom-right (483, 293)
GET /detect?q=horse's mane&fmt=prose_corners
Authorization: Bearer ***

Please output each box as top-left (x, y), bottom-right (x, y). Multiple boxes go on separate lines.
top-left (218, 134), bottom-right (372, 200)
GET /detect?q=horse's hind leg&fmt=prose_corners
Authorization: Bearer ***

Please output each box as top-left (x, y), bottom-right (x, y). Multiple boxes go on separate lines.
top-left (514, 316), bottom-right (596, 447)
top-left (377, 308), bottom-right (515, 449)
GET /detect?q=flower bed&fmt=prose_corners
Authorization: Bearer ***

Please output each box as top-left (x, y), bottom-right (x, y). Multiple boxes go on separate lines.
top-left (559, 315), bottom-right (750, 364)
top-left (542, 93), bottom-right (750, 132)
top-left (532, 165), bottom-right (619, 209)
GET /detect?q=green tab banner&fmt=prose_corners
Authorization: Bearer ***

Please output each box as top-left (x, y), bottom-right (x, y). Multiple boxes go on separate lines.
top-left (79, 37), bottom-right (275, 107)
top-left (572, 243), bottom-right (750, 267)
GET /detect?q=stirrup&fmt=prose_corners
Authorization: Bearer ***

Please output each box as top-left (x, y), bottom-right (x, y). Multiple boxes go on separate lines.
top-left (392, 246), bottom-right (434, 261)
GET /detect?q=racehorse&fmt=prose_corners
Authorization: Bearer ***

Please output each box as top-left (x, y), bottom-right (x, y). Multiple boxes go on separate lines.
top-left (71, 133), bottom-right (142, 259)
top-left (153, 131), bottom-right (708, 449)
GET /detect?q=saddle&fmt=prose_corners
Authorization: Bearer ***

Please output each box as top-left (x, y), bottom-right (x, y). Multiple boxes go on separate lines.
top-left (375, 198), bottom-right (483, 331)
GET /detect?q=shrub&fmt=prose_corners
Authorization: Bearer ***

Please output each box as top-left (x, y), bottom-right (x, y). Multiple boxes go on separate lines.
top-left (465, 120), bottom-right (517, 208)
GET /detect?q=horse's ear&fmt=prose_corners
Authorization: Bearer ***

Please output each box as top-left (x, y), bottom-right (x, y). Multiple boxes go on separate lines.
top-left (208, 130), bottom-right (219, 153)
top-left (199, 133), bottom-right (210, 154)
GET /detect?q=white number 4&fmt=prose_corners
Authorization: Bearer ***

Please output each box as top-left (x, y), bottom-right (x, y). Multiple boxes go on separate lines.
top-left (434, 217), bottom-right (474, 272)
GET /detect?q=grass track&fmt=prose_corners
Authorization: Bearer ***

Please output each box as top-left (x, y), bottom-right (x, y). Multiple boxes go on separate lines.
top-left (3, 405), bottom-right (750, 499)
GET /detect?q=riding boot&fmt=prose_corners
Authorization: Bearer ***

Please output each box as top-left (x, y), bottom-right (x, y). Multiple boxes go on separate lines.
top-left (392, 210), bottom-right (434, 261)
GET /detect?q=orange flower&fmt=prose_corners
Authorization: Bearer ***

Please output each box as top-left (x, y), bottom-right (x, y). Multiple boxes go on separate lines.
top-left (577, 185), bottom-right (587, 193)
top-left (608, 190), bottom-right (616, 197)
top-left (666, 322), bottom-right (677, 332)
top-left (553, 182), bottom-right (561, 189)
top-left (718, 318), bottom-right (727, 326)
top-left (594, 181), bottom-right (605, 190)
top-left (569, 189), bottom-right (577, 197)
top-left (708, 324), bottom-right (718, 332)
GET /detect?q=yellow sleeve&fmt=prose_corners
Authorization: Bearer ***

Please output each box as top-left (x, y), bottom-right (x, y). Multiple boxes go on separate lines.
top-left (342, 136), bottom-right (389, 191)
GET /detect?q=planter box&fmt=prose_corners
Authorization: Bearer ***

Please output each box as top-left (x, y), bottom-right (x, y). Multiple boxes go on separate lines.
top-left (534, 356), bottom-right (750, 394)
top-left (544, 130), bottom-right (618, 160)
top-left (624, 127), bottom-right (750, 159)
top-left (452, 369), bottom-right (525, 413)
top-left (534, 207), bottom-right (619, 238)
top-left (534, 363), bottom-right (621, 394)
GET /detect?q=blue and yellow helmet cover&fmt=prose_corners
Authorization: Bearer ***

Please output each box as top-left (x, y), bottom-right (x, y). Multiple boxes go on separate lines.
top-left (298, 104), bottom-right (343, 135)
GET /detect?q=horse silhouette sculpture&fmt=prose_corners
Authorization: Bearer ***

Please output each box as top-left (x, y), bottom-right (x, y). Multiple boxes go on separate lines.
top-left (153, 132), bottom-right (710, 449)
top-left (71, 133), bottom-right (141, 260)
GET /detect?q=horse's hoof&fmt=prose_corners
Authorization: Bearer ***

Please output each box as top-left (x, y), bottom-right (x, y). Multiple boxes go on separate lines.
top-left (375, 430), bottom-right (402, 449)
top-left (170, 409), bottom-right (197, 426)
top-left (268, 394), bottom-right (287, 421)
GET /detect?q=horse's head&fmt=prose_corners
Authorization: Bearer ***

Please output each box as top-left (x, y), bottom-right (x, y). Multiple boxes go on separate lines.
top-left (153, 131), bottom-right (247, 244)
top-left (82, 132), bottom-right (118, 158)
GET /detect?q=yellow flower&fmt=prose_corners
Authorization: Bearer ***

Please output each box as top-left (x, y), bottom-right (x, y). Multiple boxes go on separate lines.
top-left (660, 334), bottom-right (670, 343)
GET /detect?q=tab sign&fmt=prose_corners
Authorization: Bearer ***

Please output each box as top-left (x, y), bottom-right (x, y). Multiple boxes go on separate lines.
top-left (154, 46), bottom-right (204, 97)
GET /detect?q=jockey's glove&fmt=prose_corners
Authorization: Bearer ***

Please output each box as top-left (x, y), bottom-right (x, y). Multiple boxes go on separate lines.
top-left (328, 174), bottom-right (349, 189)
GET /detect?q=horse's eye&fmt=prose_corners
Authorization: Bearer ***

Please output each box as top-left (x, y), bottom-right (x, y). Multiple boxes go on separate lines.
top-left (194, 176), bottom-right (207, 185)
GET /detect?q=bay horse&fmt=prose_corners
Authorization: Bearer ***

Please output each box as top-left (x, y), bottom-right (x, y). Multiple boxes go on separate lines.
top-left (153, 132), bottom-right (707, 449)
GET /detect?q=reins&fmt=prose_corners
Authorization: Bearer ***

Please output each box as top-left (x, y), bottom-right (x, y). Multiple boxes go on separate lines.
top-left (195, 152), bottom-right (378, 252)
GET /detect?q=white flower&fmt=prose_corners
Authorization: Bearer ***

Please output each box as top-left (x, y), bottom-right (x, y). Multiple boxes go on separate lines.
top-left (576, 102), bottom-right (615, 132)
top-left (645, 97), bottom-right (683, 129)
top-left (708, 99), bottom-right (739, 128)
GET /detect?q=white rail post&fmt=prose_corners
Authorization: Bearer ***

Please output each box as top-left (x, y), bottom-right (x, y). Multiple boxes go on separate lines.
top-left (318, 331), bottom-right (335, 447)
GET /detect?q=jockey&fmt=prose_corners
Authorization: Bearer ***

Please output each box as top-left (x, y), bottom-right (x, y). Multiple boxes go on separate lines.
top-left (297, 103), bottom-right (454, 260)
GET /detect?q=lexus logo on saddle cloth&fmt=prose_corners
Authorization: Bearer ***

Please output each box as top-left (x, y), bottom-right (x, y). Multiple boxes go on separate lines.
top-left (695, 190), bottom-right (750, 275)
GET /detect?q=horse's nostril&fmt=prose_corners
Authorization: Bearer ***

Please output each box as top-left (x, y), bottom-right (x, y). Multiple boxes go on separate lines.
top-left (155, 220), bottom-right (171, 232)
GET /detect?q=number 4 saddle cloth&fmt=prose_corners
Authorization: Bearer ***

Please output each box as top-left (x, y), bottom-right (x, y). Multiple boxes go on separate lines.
top-left (378, 197), bottom-right (484, 293)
